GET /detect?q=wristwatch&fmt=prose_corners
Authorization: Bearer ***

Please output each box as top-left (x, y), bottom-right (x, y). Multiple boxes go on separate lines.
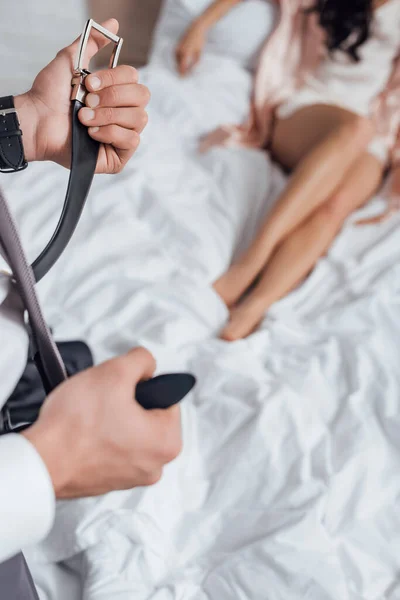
top-left (0, 96), bottom-right (28, 173)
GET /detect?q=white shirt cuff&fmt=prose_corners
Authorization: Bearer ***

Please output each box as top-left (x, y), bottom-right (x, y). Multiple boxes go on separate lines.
top-left (0, 433), bottom-right (55, 562)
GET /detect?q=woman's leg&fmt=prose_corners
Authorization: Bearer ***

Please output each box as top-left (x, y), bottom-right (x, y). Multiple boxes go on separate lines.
top-left (220, 152), bottom-right (383, 341)
top-left (214, 105), bottom-right (374, 307)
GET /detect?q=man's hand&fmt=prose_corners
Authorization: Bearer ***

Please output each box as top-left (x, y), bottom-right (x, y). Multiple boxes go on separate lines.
top-left (22, 348), bottom-right (182, 498)
top-left (14, 19), bottom-right (150, 174)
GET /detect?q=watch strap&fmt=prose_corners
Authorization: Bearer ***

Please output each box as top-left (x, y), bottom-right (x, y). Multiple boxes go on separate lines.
top-left (0, 96), bottom-right (27, 173)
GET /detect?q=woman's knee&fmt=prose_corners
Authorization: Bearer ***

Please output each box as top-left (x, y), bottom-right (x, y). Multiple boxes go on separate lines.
top-left (340, 115), bottom-right (375, 150)
top-left (317, 191), bottom-right (350, 225)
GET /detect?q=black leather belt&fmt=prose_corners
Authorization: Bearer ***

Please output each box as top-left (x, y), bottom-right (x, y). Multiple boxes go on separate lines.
top-left (32, 19), bottom-right (123, 283)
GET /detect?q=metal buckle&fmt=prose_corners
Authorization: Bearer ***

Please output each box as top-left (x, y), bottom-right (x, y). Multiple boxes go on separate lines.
top-left (0, 404), bottom-right (30, 434)
top-left (0, 108), bottom-right (17, 117)
top-left (71, 19), bottom-right (124, 103)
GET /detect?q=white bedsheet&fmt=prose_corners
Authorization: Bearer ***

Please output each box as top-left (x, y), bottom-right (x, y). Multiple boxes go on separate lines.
top-left (3, 29), bottom-right (400, 600)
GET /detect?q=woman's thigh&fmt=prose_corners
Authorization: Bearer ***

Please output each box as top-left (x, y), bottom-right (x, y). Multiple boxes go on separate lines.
top-left (270, 104), bottom-right (368, 171)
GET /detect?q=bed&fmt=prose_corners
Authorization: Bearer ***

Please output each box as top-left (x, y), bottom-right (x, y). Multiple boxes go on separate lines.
top-left (2, 1), bottom-right (400, 598)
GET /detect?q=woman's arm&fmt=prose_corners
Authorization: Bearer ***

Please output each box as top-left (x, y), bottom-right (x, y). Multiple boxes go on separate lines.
top-left (176, 0), bottom-right (242, 75)
top-left (194, 0), bottom-right (243, 30)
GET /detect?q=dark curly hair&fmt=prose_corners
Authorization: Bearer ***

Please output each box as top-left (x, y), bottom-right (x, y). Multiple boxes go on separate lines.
top-left (311, 0), bottom-right (374, 62)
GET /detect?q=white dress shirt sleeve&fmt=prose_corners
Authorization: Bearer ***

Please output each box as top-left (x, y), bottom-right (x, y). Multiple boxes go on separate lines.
top-left (0, 275), bottom-right (56, 562)
top-left (0, 434), bottom-right (55, 562)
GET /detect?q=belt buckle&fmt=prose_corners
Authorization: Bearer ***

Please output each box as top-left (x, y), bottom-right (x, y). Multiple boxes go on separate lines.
top-left (71, 19), bottom-right (124, 103)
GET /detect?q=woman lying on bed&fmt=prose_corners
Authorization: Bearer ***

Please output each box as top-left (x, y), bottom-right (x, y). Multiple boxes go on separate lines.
top-left (176, 0), bottom-right (400, 341)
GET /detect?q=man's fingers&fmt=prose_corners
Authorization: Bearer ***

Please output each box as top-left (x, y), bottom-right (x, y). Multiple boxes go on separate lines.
top-left (145, 406), bottom-right (183, 464)
top-left (95, 347), bottom-right (156, 398)
top-left (86, 84), bottom-right (151, 110)
top-left (121, 347), bottom-right (157, 384)
top-left (86, 65), bottom-right (139, 93)
top-left (79, 106), bottom-right (148, 133)
top-left (88, 124), bottom-right (140, 155)
top-left (67, 18), bottom-right (120, 67)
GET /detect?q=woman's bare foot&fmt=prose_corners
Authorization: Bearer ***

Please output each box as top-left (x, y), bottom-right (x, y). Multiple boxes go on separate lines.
top-left (213, 263), bottom-right (260, 307)
top-left (220, 295), bottom-right (269, 341)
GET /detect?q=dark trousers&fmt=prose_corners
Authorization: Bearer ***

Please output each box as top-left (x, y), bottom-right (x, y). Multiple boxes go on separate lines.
top-left (0, 553), bottom-right (39, 599)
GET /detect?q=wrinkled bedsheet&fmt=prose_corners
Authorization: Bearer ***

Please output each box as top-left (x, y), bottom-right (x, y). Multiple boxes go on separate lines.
top-left (4, 41), bottom-right (400, 600)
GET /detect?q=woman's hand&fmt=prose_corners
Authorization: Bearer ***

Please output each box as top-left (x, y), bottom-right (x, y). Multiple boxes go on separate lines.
top-left (175, 23), bottom-right (207, 76)
top-left (175, 0), bottom-right (243, 76)
top-left (14, 19), bottom-right (150, 174)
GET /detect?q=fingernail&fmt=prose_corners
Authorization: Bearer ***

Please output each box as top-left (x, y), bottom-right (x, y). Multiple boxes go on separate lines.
top-left (89, 76), bottom-right (101, 90)
top-left (80, 108), bottom-right (95, 121)
top-left (86, 94), bottom-right (100, 108)
top-left (89, 126), bottom-right (99, 134)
